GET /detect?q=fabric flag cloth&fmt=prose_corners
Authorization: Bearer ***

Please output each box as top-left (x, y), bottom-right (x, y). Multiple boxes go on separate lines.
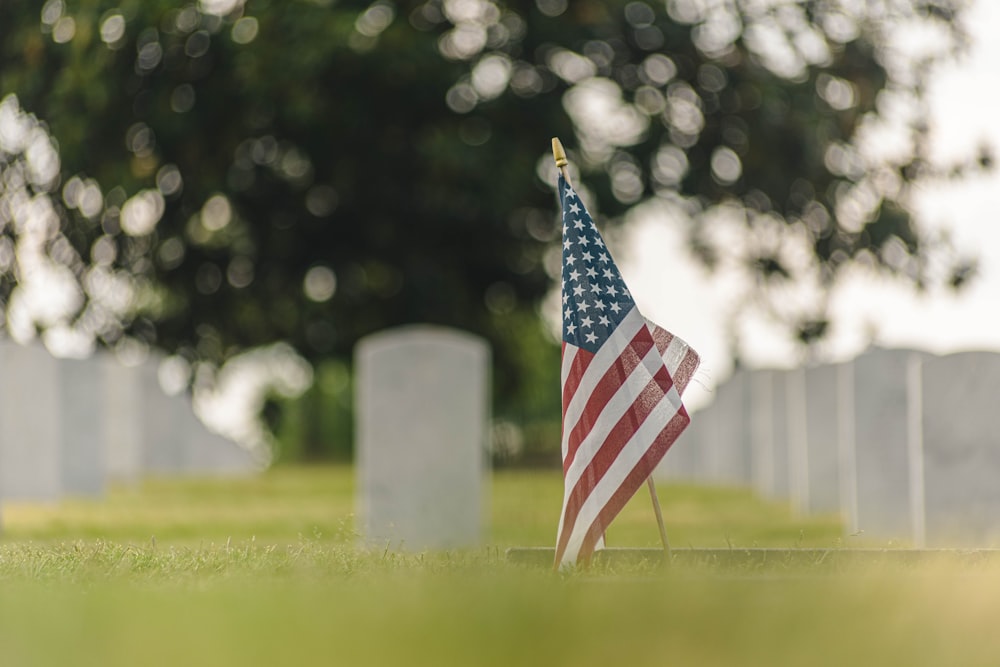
top-left (554, 174), bottom-right (700, 569)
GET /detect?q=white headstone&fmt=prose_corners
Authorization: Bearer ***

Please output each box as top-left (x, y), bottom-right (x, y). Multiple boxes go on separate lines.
top-left (138, 360), bottom-right (186, 474)
top-left (749, 369), bottom-right (776, 498)
top-left (697, 371), bottom-right (752, 486)
top-left (849, 348), bottom-right (924, 543)
top-left (58, 357), bottom-right (107, 497)
top-left (178, 403), bottom-right (259, 476)
top-left (103, 355), bottom-right (143, 483)
top-left (803, 364), bottom-right (843, 515)
top-left (749, 370), bottom-right (791, 501)
top-left (355, 325), bottom-right (489, 551)
top-left (920, 351), bottom-right (1000, 546)
top-left (785, 368), bottom-right (809, 512)
top-left (0, 341), bottom-right (61, 501)
top-left (135, 357), bottom-right (257, 477)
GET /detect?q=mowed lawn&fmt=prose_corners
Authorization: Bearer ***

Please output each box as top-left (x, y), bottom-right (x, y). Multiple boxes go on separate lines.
top-left (1, 466), bottom-right (999, 666)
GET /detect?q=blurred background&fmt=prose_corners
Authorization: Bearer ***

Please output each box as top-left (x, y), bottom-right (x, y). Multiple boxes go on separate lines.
top-left (0, 0), bottom-right (992, 467)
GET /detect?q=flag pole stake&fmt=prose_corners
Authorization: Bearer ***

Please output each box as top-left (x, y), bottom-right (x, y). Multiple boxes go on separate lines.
top-left (552, 136), bottom-right (672, 566)
top-left (646, 477), bottom-right (671, 562)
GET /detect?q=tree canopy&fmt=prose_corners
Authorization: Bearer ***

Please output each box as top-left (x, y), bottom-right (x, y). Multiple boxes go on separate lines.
top-left (0, 0), bottom-right (985, 449)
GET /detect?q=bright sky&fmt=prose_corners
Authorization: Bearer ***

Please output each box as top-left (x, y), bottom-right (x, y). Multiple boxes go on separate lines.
top-left (623, 0), bottom-right (1000, 411)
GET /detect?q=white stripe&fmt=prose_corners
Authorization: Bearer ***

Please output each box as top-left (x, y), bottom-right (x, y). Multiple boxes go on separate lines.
top-left (560, 384), bottom-right (684, 565)
top-left (661, 333), bottom-right (689, 377)
top-left (559, 308), bottom-right (645, 459)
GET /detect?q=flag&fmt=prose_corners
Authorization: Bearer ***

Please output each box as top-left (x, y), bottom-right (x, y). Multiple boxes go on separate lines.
top-left (554, 174), bottom-right (700, 569)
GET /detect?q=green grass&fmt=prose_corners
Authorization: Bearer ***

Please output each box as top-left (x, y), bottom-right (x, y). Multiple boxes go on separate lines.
top-left (1, 466), bottom-right (997, 666)
top-left (2, 465), bottom-right (844, 548)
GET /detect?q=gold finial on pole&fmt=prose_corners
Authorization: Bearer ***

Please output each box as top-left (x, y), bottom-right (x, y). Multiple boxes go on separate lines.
top-left (551, 137), bottom-right (572, 187)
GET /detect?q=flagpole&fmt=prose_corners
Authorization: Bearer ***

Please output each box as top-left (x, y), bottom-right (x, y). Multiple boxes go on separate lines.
top-left (550, 137), bottom-right (672, 564)
top-left (645, 477), bottom-right (671, 559)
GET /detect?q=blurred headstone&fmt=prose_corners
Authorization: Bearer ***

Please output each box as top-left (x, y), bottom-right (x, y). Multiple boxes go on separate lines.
top-left (103, 354), bottom-right (142, 483)
top-left (785, 368), bottom-right (809, 512)
top-left (701, 370), bottom-right (752, 486)
top-left (0, 341), bottom-right (61, 501)
top-left (178, 402), bottom-right (260, 476)
top-left (139, 359), bottom-right (186, 474)
top-left (803, 364), bottom-right (844, 515)
top-left (748, 369), bottom-right (775, 498)
top-left (921, 351), bottom-right (1000, 546)
top-left (355, 325), bottom-right (489, 551)
top-left (849, 348), bottom-right (925, 543)
top-left (750, 369), bottom-right (792, 501)
top-left (138, 356), bottom-right (257, 477)
top-left (58, 357), bottom-right (107, 497)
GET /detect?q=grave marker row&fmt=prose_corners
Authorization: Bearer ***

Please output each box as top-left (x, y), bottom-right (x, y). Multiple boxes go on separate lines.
top-left (0, 341), bottom-right (259, 508)
top-left (656, 347), bottom-right (1000, 547)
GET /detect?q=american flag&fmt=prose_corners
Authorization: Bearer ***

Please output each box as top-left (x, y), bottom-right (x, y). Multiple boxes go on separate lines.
top-left (554, 174), bottom-right (700, 569)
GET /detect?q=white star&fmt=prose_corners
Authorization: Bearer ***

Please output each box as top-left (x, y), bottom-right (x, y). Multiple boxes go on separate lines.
top-left (603, 268), bottom-right (615, 280)
top-left (606, 285), bottom-right (618, 297)
top-left (569, 202), bottom-right (580, 214)
top-left (568, 269), bottom-right (580, 281)
top-left (577, 301), bottom-right (589, 313)
top-left (563, 307), bottom-right (572, 319)
top-left (581, 251), bottom-right (594, 262)
top-left (578, 236), bottom-right (590, 247)
top-left (590, 284), bottom-right (602, 295)
top-left (609, 302), bottom-right (622, 314)
top-left (562, 292), bottom-right (569, 304)
top-left (566, 322), bottom-right (577, 335)
top-left (565, 254), bottom-right (576, 266)
top-left (585, 332), bottom-right (598, 344)
top-left (599, 315), bottom-right (610, 327)
top-left (586, 267), bottom-right (597, 278)
top-left (563, 238), bottom-right (572, 250)
top-left (573, 284), bottom-right (585, 297)
top-left (593, 236), bottom-right (605, 248)
top-left (594, 300), bottom-right (606, 310)
top-left (580, 316), bottom-right (593, 328)
top-left (573, 218), bottom-right (585, 230)
top-left (599, 252), bottom-right (610, 263)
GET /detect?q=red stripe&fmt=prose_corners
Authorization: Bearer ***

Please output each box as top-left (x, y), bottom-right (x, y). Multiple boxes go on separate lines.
top-left (561, 345), bottom-right (593, 463)
top-left (575, 407), bottom-right (690, 566)
top-left (562, 328), bottom-right (655, 475)
top-left (672, 349), bottom-right (699, 397)
top-left (554, 358), bottom-right (678, 565)
top-left (648, 326), bottom-right (673, 354)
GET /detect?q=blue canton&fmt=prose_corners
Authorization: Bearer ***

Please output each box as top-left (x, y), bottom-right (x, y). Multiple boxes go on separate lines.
top-left (559, 175), bottom-right (634, 353)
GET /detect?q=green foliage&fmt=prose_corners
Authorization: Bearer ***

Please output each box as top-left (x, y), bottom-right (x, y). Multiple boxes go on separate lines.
top-left (269, 359), bottom-right (355, 463)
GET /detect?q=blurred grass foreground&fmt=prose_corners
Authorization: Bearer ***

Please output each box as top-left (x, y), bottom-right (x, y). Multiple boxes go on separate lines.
top-left (4, 467), bottom-right (1000, 666)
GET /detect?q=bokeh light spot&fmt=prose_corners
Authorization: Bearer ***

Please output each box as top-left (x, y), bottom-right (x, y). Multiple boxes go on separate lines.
top-left (303, 265), bottom-right (337, 302)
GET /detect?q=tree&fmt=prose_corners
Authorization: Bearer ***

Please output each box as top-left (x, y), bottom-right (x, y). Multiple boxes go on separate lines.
top-left (457, 0), bottom-right (984, 349)
top-left (0, 0), bottom-right (984, 457)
